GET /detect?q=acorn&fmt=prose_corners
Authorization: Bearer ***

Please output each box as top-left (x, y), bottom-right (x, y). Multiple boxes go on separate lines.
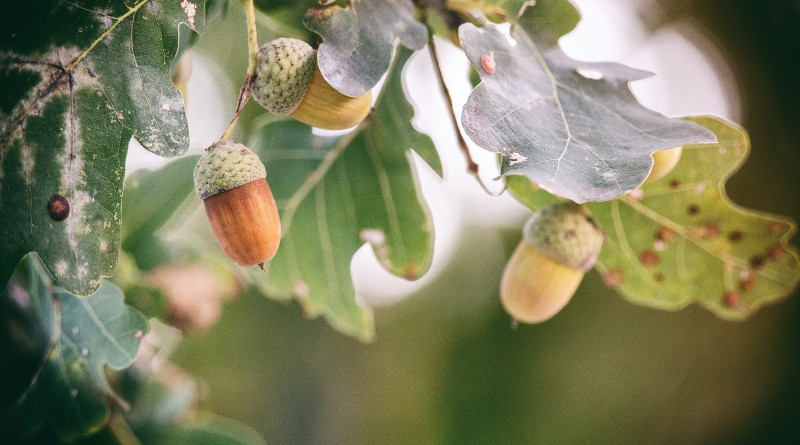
top-left (250, 37), bottom-right (372, 130)
top-left (500, 201), bottom-right (605, 324)
top-left (645, 146), bottom-right (682, 183)
top-left (194, 140), bottom-right (281, 269)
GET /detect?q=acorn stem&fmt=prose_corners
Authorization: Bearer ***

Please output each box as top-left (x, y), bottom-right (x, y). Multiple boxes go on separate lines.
top-left (219, 0), bottom-right (260, 142)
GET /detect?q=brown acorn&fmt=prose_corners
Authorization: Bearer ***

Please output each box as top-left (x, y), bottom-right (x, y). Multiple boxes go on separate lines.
top-left (250, 37), bottom-right (372, 130)
top-left (194, 140), bottom-right (280, 269)
top-left (500, 202), bottom-right (605, 323)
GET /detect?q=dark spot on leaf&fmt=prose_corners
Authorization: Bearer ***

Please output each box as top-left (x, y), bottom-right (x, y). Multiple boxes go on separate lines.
top-left (563, 229), bottom-right (576, 239)
top-left (687, 204), bottom-right (700, 216)
top-left (749, 255), bottom-right (765, 270)
top-left (723, 291), bottom-right (741, 308)
top-left (602, 268), bottom-right (624, 287)
top-left (767, 244), bottom-right (785, 261)
top-left (655, 226), bottom-right (677, 243)
top-left (654, 273), bottom-right (664, 283)
top-left (48, 194), bottom-right (70, 221)
top-left (669, 179), bottom-right (681, 189)
top-left (728, 230), bottom-right (744, 243)
top-left (639, 250), bottom-right (659, 266)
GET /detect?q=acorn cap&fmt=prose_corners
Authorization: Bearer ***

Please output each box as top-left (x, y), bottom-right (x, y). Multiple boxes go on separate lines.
top-left (194, 140), bottom-right (267, 200)
top-left (523, 201), bottom-right (605, 272)
top-left (251, 38), bottom-right (316, 115)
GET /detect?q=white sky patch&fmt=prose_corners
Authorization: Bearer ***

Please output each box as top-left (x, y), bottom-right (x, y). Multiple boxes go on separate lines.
top-left (181, 0), bottom-right (197, 27)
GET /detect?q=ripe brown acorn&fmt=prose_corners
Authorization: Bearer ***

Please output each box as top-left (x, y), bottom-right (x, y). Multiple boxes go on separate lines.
top-left (500, 201), bottom-right (605, 323)
top-left (250, 37), bottom-right (372, 130)
top-left (194, 140), bottom-right (281, 269)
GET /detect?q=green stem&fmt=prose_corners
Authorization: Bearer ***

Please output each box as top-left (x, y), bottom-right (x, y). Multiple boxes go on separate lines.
top-left (220, 0), bottom-right (260, 142)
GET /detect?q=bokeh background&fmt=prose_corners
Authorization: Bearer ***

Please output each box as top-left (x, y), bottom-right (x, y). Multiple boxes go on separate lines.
top-left (128, 0), bottom-right (800, 442)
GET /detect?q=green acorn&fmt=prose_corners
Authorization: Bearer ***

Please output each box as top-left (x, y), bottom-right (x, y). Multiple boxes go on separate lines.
top-left (251, 37), bottom-right (372, 130)
top-left (500, 201), bottom-right (605, 323)
top-left (194, 140), bottom-right (280, 269)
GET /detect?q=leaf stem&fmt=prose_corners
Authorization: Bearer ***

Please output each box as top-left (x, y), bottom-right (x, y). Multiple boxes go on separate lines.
top-left (219, 0), bottom-right (260, 143)
top-left (421, 10), bottom-right (498, 195)
top-left (64, 0), bottom-right (151, 73)
top-left (108, 411), bottom-right (143, 445)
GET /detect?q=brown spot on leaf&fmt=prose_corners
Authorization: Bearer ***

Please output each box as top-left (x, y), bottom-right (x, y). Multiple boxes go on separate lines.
top-left (639, 250), bottom-right (660, 266)
top-left (768, 222), bottom-right (784, 234)
top-left (669, 179), bottom-right (681, 189)
top-left (602, 268), bottom-right (624, 287)
top-left (480, 53), bottom-right (496, 74)
top-left (48, 194), bottom-right (70, 221)
top-left (655, 226), bottom-right (677, 243)
top-left (689, 223), bottom-right (721, 239)
top-left (767, 244), bottom-right (785, 261)
top-left (739, 269), bottom-right (755, 292)
top-left (404, 263), bottom-right (420, 280)
top-left (653, 273), bottom-right (664, 283)
top-left (723, 291), bottom-right (741, 308)
top-left (728, 230), bottom-right (744, 243)
top-left (749, 255), bottom-right (765, 270)
top-left (563, 229), bottom-right (576, 239)
top-left (687, 204), bottom-right (700, 216)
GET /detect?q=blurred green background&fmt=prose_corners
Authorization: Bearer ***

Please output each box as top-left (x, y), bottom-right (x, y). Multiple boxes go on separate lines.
top-left (169, 1), bottom-right (800, 443)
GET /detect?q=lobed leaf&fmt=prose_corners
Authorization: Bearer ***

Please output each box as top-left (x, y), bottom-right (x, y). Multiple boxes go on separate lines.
top-left (4, 254), bottom-right (147, 440)
top-left (584, 116), bottom-right (800, 319)
top-left (249, 48), bottom-right (441, 340)
top-left (304, 0), bottom-right (428, 97)
top-left (0, 0), bottom-right (206, 295)
top-left (459, 0), bottom-right (716, 203)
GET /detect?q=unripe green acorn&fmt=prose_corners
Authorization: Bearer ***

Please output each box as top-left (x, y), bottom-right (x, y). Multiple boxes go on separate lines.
top-left (251, 37), bottom-right (372, 130)
top-left (645, 146), bottom-right (682, 183)
top-left (500, 201), bottom-right (605, 324)
top-left (194, 140), bottom-right (281, 269)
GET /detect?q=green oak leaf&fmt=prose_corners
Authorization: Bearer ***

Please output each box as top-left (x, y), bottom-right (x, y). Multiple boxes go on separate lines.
top-left (116, 351), bottom-right (267, 445)
top-left (304, 0), bottom-right (428, 97)
top-left (4, 254), bottom-right (148, 441)
top-left (584, 116), bottom-right (800, 319)
top-left (248, 47), bottom-right (441, 340)
top-left (121, 156), bottom-right (198, 271)
top-left (459, 0), bottom-right (716, 203)
top-left (0, 0), bottom-right (206, 296)
top-left (447, 0), bottom-right (578, 27)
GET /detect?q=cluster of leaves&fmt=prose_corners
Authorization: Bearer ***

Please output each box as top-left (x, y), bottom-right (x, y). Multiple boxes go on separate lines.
top-left (1, 0), bottom-right (799, 441)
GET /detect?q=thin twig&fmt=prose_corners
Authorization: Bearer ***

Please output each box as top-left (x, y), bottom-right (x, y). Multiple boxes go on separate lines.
top-left (219, 0), bottom-right (260, 143)
top-left (422, 10), bottom-right (499, 195)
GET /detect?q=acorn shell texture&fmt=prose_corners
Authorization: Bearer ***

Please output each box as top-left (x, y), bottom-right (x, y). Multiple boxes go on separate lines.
top-left (203, 179), bottom-right (281, 267)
